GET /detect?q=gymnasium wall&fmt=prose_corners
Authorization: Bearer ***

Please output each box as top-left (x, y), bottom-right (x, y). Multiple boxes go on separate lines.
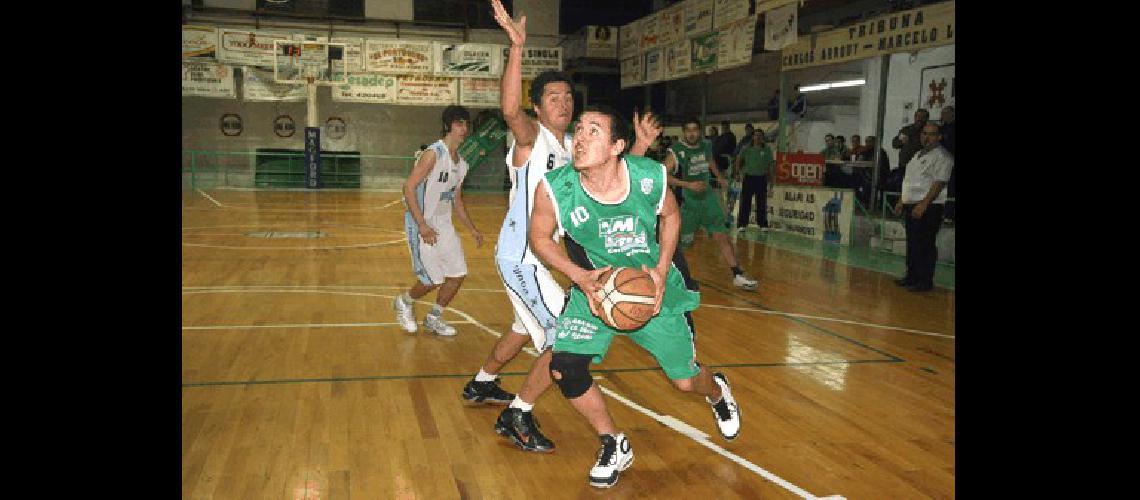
top-left (182, 0), bottom-right (559, 166)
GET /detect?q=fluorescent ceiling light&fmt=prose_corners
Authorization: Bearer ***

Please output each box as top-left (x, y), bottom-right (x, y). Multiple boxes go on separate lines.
top-left (800, 79), bottom-right (866, 92)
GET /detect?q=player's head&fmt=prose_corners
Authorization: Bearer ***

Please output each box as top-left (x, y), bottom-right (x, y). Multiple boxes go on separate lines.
top-left (572, 105), bottom-right (628, 170)
top-left (914, 108), bottom-right (930, 124)
top-left (920, 122), bottom-right (941, 149)
top-left (441, 105), bottom-right (471, 139)
top-left (681, 117), bottom-right (702, 145)
top-left (531, 71), bottom-right (574, 131)
top-left (824, 133), bottom-right (834, 147)
top-left (752, 128), bottom-right (765, 145)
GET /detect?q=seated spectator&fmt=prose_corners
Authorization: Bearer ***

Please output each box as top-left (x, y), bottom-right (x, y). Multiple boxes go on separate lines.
top-left (735, 123), bottom-right (755, 156)
top-left (819, 134), bottom-right (841, 160)
top-left (849, 135), bottom-right (865, 159)
top-left (835, 136), bottom-right (849, 160)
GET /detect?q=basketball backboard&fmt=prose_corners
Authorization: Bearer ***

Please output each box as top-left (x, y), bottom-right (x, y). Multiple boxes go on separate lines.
top-left (273, 40), bottom-right (348, 84)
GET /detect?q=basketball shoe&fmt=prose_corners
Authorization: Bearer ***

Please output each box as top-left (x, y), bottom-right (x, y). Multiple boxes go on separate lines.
top-left (462, 378), bottom-right (515, 405)
top-left (393, 295), bottom-right (417, 333)
top-left (733, 273), bottom-right (759, 290)
top-left (494, 407), bottom-right (555, 453)
top-left (589, 433), bottom-right (634, 488)
top-left (707, 372), bottom-right (741, 440)
top-left (424, 313), bottom-right (457, 336)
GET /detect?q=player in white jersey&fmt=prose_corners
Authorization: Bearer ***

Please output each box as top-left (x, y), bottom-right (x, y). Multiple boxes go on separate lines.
top-left (460, 0), bottom-right (659, 454)
top-left (394, 105), bottom-right (484, 336)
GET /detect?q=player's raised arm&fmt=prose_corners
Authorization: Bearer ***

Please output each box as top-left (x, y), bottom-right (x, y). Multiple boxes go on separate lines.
top-left (629, 109), bottom-right (661, 156)
top-left (491, 0), bottom-right (538, 162)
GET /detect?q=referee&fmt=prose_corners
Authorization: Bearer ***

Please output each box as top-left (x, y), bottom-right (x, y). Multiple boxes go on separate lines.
top-left (893, 123), bottom-right (953, 292)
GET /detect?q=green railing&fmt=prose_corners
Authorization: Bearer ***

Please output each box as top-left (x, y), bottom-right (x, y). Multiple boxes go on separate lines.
top-left (182, 149), bottom-right (508, 192)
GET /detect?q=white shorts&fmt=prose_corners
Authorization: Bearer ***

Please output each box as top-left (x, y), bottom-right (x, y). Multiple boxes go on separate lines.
top-left (406, 212), bottom-right (467, 285)
top-left (496, 259), bottom-right (566, 351)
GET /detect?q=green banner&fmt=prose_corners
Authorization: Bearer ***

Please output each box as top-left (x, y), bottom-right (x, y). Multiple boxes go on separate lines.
top-left (691, 32), bottom-right (719, 72)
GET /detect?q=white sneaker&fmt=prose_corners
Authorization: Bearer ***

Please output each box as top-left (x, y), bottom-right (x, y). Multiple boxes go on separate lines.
top-left (589, 433), bottom-right (634, 488)
top-left (393, 295), bottom-right (417, 333)
top-left (733, 273), bottom-right (758, 290)
top-left (707, 373), bottom-right (741, 440)
top-left (423, 314), bottom-right (457, 336)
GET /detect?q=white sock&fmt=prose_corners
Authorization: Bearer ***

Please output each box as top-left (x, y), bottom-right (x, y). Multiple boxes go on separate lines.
top-left (474, 369), bottom-right (497, 382)
top-left (509, 397), bottom-right (534, 412)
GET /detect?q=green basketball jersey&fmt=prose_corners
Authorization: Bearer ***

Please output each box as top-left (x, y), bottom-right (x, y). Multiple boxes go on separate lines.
top-left (668, 139), bottom-right (715, 201)
top-left (543, 155), bottom-right (699, 315)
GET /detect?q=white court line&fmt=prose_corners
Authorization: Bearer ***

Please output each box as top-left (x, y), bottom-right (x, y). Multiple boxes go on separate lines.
top-left (181, 285), bottom-right (951, 339)
top-left (182, 239), bottom-right (406, 250)
top-left (197, 189), bottom-right (224, 207)
top-left (182, 321), bottom-right (473, 331)
top-left (701, 304), bottom-right (955, 340)
top-left (181, 287), bottom-right (842, 498)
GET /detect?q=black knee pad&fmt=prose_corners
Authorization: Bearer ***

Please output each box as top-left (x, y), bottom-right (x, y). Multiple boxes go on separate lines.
top-left (549, 352), bottom-right (593, 398)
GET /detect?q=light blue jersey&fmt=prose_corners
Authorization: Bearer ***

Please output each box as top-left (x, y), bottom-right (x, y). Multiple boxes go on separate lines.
top-left (495, 123), bottom-right (573, 266)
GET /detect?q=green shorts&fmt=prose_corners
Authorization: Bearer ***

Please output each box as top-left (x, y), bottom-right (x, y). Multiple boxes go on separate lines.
top-left (552, 290), bottom-right (700, 380)
top-left (680, 194), bottom-right (727, 243)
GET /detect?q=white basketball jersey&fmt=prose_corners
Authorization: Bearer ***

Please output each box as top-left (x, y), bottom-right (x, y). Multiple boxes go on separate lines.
top-left (413, 140), bottom-right (468, 221)
top-left (495, 122), bottom-right (573, 265)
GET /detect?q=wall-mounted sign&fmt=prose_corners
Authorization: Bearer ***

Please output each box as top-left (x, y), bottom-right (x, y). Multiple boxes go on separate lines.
top-left (325, 116), bottom-right (347, 140)
top-left (220, 113), bottom-right (242, 137)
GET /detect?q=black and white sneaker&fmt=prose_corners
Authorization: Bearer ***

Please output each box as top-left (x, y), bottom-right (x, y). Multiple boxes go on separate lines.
top-left (461, 378), bottom-right (515, 405)
top-left (707, 372), bottom-right (741, 440)
top-left (588, 433), bottom-right (634, 489)
top-left (494, 408), bottom-right (555, 453)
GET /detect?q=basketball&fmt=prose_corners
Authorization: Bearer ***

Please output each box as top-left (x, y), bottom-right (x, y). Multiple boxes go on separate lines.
top-left (591, 267), bottom-right (658, 330)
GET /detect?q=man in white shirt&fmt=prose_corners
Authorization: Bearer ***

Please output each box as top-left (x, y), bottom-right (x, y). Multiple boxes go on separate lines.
top-left (893, 123), bottom-right (953, 292)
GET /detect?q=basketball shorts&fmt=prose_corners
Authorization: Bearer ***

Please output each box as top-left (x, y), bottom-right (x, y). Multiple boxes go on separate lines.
top-left (496, 259), bottom-right (566, 351)
top-left (680, 195), bottom-right (728, 245)
top-left (405, 212), bottom-right (467, 285)
top-left (552, 288), bottom-right (700, 380)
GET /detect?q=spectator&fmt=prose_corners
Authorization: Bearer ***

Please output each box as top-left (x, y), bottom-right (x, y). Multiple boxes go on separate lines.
top-left (835, 135), bottom-right (849, 160)
top-left (893, 123), bottom-right (953, 293)
top-left (707, 126), bottom-right (719, 142)
top-left (892, 108), bottom-right (929, 171)
top-left (733, 128), bottom-right (774, 231)
top-left (861, 135), bottom-right (894, 207)
top-left (939, 106), bottom-right (955, 157)
top-left (735, 123), bottom-right (755, 156)
top-left (767, 89), bottom-right (781, 120)
top-left (850, 135), bottom-right (865, 159)
top-left (787, 85), bottom-right (806, 120)
top-left (819, 134), bottom-right (841, 160)
top-left (714, 121), bottom-right (737, 182)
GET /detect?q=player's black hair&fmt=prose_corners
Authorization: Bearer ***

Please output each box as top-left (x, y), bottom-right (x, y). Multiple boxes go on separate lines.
top-left (681, 117), bottom-right (701, 130)
top-left (580, 105), bottom-right (630, 148)
top-left (530, 71), bottom-right (573, 108)
top-left (441, 105), bottom-right (470, 135)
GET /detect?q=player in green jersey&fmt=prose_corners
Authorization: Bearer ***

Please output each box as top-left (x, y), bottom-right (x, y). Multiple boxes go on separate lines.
top-left (530, 105), bottom-right (742, 489)
top-left (665, 117), bottom-right (759, 290)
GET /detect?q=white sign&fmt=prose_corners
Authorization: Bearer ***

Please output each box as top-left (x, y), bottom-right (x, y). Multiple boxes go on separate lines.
top-left (717, 15), bottom-right (756, 70)
top-left (714, 0), bottom-right (750, 30)
top-left (657, 4), bottom-right (685, 47)
top-left (644, 49), bottom-right (665, 83)
top-left (217, 29), bottom-right (291, 67)
top-left (586, 25), bottom-right (618, 59)
top-left (435, 43), bottom-right (503, 77)
top-left (331, 74), bottom-right (397, 103)
top-left (395, 75), bottom-right (457, 106)
top-left (767, 185), bottom-right (855, 245)
top-left (182, 25), bottom-right (216, 58)
top-left (763, 2), bottom-right (798, 51)
top-left (919, 64), bottom-right (955, 121)
top-left (620, 19), bottom-right (642, 59)
top-left (365, 39), bottom-right (434, 74)
top-left (460, 78), bottom-right (501, 108)
top-left (242, 66), bottom-right (306, 102)
top-left (684, 0), bottom-right (714, 37)
top-left (640, 15), bottom-right (659, 52)
top-left (503, 46), bottom-right (563, 79)
top-left (620, 55), bottom-right (643, 89)
top-left (665, 39), bottom-right (692, 80)
top-left (182, 61), bottom-right (236, 98)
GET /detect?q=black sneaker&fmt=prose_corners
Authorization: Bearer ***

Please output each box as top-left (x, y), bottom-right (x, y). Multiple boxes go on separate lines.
top-left (461, 378), bottom-right (515, 405)
top-left (494, 408), bottom-right (555, 453)
top-left (894, 277), bottom-right (912, 287)
top-left (588, 433), bottom-right (633, 488)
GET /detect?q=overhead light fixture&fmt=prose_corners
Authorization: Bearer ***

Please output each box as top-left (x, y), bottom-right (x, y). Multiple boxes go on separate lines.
top-left (799, 79), bottom-right (866, 92)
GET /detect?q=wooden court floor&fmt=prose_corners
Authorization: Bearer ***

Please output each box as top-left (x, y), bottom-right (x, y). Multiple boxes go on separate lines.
top-left (182, 189), bottom-right (955, 500)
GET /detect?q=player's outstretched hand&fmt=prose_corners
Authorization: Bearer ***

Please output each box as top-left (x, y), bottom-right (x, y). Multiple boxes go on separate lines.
top-left (491, 0), bottom-right (527, 47)
top-left (641, 265), bottom-right (664, 315)
top-left (633, 108), bottom-right (662, 146)
top-left (573, 266), bottom-right (612, 318)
